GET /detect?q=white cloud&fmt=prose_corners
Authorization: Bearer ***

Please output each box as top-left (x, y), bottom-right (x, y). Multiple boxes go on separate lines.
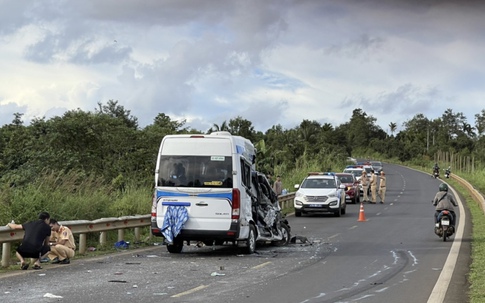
top-left (1, 0), bottom-right (484, 133)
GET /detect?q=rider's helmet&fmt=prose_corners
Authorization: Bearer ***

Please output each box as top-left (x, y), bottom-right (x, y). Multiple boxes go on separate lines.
top-left (439, 183), bottom-right (448, 192)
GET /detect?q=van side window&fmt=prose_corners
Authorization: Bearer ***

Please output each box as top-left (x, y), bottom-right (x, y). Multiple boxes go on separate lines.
top-left (240, 159), bottom-right (251, 190)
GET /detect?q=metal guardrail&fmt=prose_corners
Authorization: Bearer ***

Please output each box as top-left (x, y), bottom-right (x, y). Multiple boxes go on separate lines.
top-left (278, 192), bottom-right (295, 211)
top-left (0, 194), bottom-right (296, 267)
top-left (451, 174), bottom-right (485, 212)
top-left (0, 215), bottom-right (151, 267)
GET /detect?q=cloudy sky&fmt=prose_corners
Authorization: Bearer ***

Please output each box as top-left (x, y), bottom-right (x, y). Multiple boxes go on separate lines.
top-left (1, 0), bottom-right (484, 133)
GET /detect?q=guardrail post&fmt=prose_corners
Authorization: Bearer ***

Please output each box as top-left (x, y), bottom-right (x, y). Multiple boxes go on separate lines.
top-left (118, 229), bottom-right (124, 242)
top-left (100, 232), bottom-right (107, 246)
top-left (134, 227), bottom-right (141, 242)
top-left (2, 242), bottom-right (11, 267)
top-left (78, 233), bottom-right (87, 254)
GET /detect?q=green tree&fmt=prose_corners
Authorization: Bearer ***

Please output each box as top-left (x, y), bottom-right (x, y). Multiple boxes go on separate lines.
top-left (389, 122), bottom-right (397, 136)
top-left (228, 116), bottom-right (258, 142)
top-left (96, 100), bottom-right (138, 129)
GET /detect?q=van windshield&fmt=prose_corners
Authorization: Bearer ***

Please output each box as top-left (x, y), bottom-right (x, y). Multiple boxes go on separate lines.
top-left (158, 156), bottom-right (233, 188)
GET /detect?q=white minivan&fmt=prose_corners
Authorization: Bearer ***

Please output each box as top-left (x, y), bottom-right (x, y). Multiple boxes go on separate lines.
top-left (151, 132), bottom-right (260, 253)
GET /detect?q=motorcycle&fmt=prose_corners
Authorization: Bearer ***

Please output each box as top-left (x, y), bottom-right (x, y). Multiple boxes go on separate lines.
top-left (432, 168), bottom-right (440, 179)
top-left (434, 210), bottom-right (455, 241)
top-left (444, 169), bottom-right (451, 179)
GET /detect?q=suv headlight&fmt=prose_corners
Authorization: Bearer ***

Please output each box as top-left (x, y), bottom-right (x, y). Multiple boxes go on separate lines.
top-left (327, 191), bottom-right (337, 197)
top-left (295, 191), bottom-right (304, 198)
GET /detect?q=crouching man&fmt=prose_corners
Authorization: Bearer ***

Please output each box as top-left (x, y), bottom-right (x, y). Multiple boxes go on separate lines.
top-left (49, 219), bottom-right (76, 264)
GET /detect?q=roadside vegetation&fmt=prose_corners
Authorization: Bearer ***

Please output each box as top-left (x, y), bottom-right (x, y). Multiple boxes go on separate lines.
top-left (448, 178), bottom-right (485, 303)
top-left (1, 101), bottom-right (485, 301)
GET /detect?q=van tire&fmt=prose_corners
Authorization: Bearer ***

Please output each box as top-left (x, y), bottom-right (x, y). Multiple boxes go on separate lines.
top-left (166, 239), bottom-right (183, 253)
top-left (243, 224), bottom-right (256, 254)
top-left (272, 222), bottom-right (291, 246)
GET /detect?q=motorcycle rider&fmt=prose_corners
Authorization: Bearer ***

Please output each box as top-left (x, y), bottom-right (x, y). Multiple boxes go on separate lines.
top-left (432, 183), bottom-right (458, 227)
top-left (432, 163), bottom-right (440, 176)
top-left (445, 166), bottom-right (451, 178)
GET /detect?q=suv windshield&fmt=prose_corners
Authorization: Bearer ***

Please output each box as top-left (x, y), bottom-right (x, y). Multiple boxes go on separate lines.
top-left (301, 178), bottom-right (336, 189)
top-left (158, 156), bottom-right (233, 188)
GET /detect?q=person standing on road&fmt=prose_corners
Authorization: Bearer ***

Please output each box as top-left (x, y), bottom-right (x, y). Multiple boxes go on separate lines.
top-left (6, 212), bottom-right (51, 270)
top-left (361, 170), bottom-right (370, 202)
top-left (378, 171), bottom-right (387, 204)
top-left (273, 175), bottom-right (283, 196)
top-left (369, 170), bottom-right (377, 204)
top-left (48, 219), bottom-right (76, 264)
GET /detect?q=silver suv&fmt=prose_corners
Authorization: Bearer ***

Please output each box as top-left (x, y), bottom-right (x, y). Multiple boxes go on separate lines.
top-left (293, 173), bottom-right (346, 217)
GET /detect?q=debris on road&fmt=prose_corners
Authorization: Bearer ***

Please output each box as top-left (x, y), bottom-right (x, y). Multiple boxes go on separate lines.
top-left (290, 235), bottom-right (312, 245)
top-left (44, 293), bottom-right (63, 298)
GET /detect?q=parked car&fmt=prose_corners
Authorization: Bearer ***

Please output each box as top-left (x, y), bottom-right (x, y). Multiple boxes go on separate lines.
top-left (335, 173), bottom-right (360, 204)
top-left (293, 172), bottom-right (346, 217)
top-left (362, 165), bottom-right (373, 177)
top-left (370, 161), bottom-right (383, 173)
top-left (343, 167), bottom-right (365, 194)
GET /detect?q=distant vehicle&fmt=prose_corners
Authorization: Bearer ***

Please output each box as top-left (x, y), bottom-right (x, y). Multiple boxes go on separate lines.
top-left (293, 172), bottom-right (346, 217)
top-left (347, 157), bottom-right (357, 164)
top-left (335, 173), bottom-right (360, 204)
top-left (370, 161), bottom-right (383, 173)
top-left (343, 167), bottom-right (365, 193)
top-left (362, 165), bottom-right (373, 177)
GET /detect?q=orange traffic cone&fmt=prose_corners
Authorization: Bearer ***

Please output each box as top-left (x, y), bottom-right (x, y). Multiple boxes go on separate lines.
top-left (358, 202), bottom-right (367, 222)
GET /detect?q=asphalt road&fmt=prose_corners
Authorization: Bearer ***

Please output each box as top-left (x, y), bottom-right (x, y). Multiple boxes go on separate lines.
top-left (0, 164), bottom-right (471, 303)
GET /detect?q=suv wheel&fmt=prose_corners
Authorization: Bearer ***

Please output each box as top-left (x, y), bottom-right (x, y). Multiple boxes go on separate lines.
top-left (334, 207), bottom-right (341, 217)
top-left (295, 210), bottom-right (302, 217)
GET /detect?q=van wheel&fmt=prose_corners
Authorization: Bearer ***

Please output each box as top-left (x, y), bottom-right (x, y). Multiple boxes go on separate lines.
top-left (272, 222), bottom-right (291, 246)
top-left (166, 239), bottom-right (183, 253)
top-left (242, 225), bottom-right (256, 254)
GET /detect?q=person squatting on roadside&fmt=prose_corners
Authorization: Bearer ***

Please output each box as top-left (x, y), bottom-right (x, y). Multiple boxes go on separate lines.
top-left (378, 171), bottom-right (386, 204)
top-left (361, 170), bottom-right (369, 202)
top-left (432, 183), bottom-right (458, 227)
top-left (47, 219), bottom-right (76, 264)
top-left (369, 170), bottom-right (377, 203)
top-left (6, 211), bottom-right (51, 270)
top-left (273, 175), bottom-right (283, 196)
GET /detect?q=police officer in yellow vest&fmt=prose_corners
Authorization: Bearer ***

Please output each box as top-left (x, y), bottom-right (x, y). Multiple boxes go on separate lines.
top-left (48, 219), bottom-right (76, 264)
top-left (369, 169), bottom-right (377, 204)
top-left (378, 171), bottom-right (386, 204)
top-left (361, 170), bottom-right (369, 202)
